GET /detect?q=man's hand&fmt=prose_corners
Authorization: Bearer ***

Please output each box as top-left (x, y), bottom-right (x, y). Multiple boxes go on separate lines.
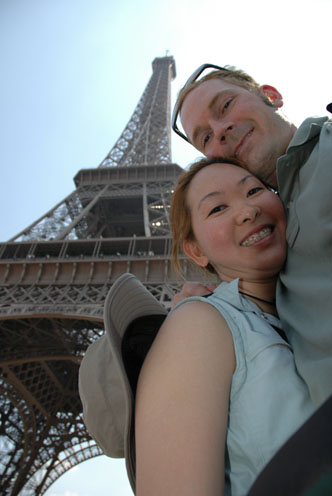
top-left (173, 282), bottom-right (217, 307)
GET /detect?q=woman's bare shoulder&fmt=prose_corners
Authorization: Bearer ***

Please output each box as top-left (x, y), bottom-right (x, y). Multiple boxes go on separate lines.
top-left (135, 300), bottom-right (235, 496)
top-left (141, 299), bottom-right (235, 376)
top-left (167, 299), bottom-right (232, 338)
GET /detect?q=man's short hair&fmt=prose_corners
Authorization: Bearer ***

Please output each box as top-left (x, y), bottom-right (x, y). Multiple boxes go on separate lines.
top-left (176, 66), bottom-right (274, 119)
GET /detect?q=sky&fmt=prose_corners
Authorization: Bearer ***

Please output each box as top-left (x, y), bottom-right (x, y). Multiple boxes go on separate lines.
top-left (0, 0), bottom-right (331, 494)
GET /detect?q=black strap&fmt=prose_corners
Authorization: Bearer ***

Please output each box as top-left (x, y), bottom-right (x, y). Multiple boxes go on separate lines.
top-left (270, 324), bottom-right (289, 344)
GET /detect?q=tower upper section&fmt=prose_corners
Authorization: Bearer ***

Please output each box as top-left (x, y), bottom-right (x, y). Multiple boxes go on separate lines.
top-left (7, 56), bottom-right (182, 242)
top-left (99, 56), bottom-right (176, 167)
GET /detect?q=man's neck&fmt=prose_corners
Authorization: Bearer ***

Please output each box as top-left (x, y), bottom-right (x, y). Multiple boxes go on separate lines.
top-left (271, 122), bottom-right (297, 190)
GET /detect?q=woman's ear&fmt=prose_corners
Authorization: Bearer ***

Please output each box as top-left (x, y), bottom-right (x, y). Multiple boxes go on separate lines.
top-left (260, 85), bottom-right (283, 108)
top-left (183, 239), bottom-right (209, 268)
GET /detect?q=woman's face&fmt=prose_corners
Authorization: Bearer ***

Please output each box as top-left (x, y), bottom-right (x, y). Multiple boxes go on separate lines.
top-left (183, 162), bottom-right (287, 283)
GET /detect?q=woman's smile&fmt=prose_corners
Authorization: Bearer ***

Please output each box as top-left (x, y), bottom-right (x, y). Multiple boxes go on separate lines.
top-left (184, 162), bottom-right (287, 282)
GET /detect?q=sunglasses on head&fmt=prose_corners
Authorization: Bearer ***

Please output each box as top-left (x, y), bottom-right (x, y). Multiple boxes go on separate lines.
top-left (171, 63), bottom-right (230, 143)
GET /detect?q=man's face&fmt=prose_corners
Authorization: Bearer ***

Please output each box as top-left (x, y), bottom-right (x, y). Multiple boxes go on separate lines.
top-left (180, 78), bottom-right (295, 188)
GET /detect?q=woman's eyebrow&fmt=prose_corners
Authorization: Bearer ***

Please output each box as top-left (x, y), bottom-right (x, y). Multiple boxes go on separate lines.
top-left (238, 175), bottom-right (253, 185)
top-left (198, 191), bottom-right (224, 210)
top-left (197, 175), bottom-right (254, 209)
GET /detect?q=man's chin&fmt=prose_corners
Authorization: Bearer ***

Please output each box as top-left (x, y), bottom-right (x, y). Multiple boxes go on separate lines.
top-left (259, 169), bottom-right (278, 190)
top-left (220, 155), bottom-right (278, 189)
top-left (246, 154), bottom-right (278, 189)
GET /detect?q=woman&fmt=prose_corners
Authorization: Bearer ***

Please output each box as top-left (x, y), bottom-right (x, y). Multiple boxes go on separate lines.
top-left (134, 159), bottom-right (314, 496)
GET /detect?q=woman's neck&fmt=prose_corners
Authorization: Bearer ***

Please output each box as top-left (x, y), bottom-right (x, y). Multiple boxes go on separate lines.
top-left (237, 279), bottom-right (278, 316)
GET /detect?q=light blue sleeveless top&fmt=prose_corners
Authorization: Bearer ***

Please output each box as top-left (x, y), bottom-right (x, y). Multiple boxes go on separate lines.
top-left (174, 279), bottom-right (314, 496)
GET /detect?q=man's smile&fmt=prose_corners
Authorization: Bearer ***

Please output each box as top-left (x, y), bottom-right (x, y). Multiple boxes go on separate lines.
top-left (235, 128), bottom-right (254, 159)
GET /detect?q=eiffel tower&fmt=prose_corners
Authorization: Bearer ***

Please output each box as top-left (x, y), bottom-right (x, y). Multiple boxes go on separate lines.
top-left (0, 55), bottom-right (211, 496)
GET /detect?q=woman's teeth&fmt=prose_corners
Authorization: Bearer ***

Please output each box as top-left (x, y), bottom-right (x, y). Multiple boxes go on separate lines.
top-left (241, 227), bottom-right (272, 247)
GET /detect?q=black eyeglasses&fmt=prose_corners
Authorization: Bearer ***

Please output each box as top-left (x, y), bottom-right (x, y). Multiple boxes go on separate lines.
top-left (171, 63), bottom-right (230, 143)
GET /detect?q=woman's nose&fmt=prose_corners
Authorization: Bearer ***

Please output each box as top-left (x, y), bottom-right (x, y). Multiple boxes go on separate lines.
top-left (235, 204), bottom-right (260, 224)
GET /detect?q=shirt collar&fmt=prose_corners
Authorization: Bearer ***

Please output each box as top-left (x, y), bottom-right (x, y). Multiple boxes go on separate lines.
top-left (212, 279), bottom-right (281, 327)
top-left (286, 115), bottom-right (329, 152)
top-left (213, 279), bottom-right (248, 309)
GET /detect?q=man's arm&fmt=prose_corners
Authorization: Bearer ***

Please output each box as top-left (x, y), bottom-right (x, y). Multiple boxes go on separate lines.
top-left (173, 282), bottom-right (217, 307)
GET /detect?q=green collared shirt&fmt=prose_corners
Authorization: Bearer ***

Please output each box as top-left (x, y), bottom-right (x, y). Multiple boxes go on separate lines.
top-left (277, 115), bottom-right (332, 407)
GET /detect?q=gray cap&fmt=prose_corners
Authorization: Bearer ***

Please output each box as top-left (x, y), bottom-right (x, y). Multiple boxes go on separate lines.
top-left (79, 273), bottom-right (167, 493)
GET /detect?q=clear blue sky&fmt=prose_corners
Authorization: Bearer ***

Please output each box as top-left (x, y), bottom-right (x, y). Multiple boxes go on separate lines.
top-left (1, 0), bottom-right (331, 494)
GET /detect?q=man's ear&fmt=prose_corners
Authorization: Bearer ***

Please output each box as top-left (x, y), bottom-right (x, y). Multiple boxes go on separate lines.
top-left (260, 85), bottom-right (283, 108)
top-left (183, 239), bottom-right (209, 268)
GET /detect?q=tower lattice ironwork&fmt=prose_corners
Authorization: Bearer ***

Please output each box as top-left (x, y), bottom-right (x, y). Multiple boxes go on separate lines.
top-left (0, 55), bottom-right (212, 495)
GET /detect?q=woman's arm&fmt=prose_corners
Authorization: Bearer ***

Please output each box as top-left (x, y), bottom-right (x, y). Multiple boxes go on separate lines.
top-left (135, 301), bottom-right (236, 496)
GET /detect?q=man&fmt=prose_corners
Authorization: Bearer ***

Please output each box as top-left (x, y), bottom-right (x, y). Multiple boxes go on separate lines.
top-left (172, 64), bottom-right (332, 409)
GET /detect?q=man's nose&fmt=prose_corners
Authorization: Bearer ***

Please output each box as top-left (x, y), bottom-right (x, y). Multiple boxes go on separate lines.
top-left (207, 121), bottom-right (234, 158)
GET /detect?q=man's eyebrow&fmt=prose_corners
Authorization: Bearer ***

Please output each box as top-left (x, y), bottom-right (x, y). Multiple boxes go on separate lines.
top-left (191, 90), bottom-right (232, 146)
top-left (208, 91), bottom-right (227, 112)
top-left (192, 125), bottom-right (207, 147)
